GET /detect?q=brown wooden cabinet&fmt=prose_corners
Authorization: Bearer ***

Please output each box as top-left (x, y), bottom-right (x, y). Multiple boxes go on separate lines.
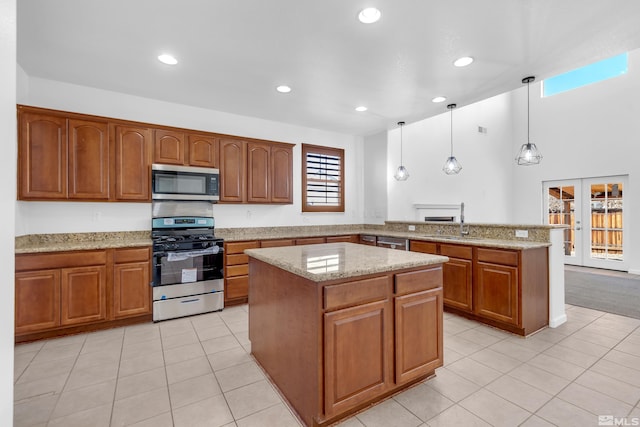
top-left (326, 235), bottom-right (359, 243)
top-left (153, 129), bottom-right (185, 165)
top-left (113, 125), bottom-right (152, 201)
top-left (439, 244), bottom-right (473, 312)
top-left (113, 247), bottom-right (152, 319)
top-left (68, 119), bottom-right (110, 200)
top-left (324, 299), bottom-right (393, 418)
top-left (15, 270), bottom-right (61, 334)
top-left (18, 111), bottom-right (110, 200)
top-left (260, 239), bottom-right (296, 248)
top-left (295, 237), bottom-right (326, 245)
top-left (248, 257), bottom-right (444, 427)
top-left (220, 138), bottom-right (293, 204)
top-left (219, 138), bottom-right (247, 202)
top-left (18, 106), bottom-right (151, 202)
top-left (60, 266), bottom-right (107, 326)
top-left (410, 239), bottom-right (549, 336)
top-left (224, 240), bottom-right (259, 305)
top-left (153, 130), bottom-right (218, 168)
top-left (15, 247), bottom-right (153, 342)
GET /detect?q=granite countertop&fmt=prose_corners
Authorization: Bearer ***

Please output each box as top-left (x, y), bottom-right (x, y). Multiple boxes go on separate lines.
top-left (15, 231), bottom-right (152, 254)
top-left (362, 231), bottom-right (551, 250)
top-left (245, 242), bottom-right (449, 282)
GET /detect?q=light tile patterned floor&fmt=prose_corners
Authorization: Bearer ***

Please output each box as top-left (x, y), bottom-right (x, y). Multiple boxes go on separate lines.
top-left (14, 304), bottom-right (640, 427)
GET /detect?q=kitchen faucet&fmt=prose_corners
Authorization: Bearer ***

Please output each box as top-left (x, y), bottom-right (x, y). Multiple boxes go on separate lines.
top-left (460, 202), bottom-right (469, 237)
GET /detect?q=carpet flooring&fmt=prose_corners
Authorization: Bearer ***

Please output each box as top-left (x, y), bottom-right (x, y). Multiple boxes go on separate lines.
top-left (565, 265), bottom-right (640, 319)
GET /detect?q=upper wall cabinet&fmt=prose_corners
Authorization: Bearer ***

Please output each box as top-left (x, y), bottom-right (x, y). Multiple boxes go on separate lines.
top-left (112, 125), bottom-right (152, 201)
top-left (18, 106), bottom-right (152, 202)
top-left (220, 138), bottom-right (294, 204)
top-left (19, 110), bottom-right (111, 201)
top-left (153, 129), bottom-right (218, 168)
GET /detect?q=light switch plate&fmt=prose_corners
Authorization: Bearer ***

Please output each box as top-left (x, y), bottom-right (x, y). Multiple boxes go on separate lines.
top-left (515, 229), bottom-right (529, 238)
top-left (408, 225), bottom-right (416, 231)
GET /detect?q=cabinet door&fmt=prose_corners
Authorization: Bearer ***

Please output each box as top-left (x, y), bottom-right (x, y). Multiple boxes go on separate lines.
top-left (60, 266), bottom-right (107, 326)
top-left (114, 125), bottom-right (152, 201)
top-left (443, 258), bottom-right (473, 312)
top-left (247, 141), bottom-right (271, 203)
top-left (18, 112), bottom-right (67, 199)
top-left (219, 138), bottom-right (247, 202)
top-left (154, 129), bottom-right (185, 165)
top-left (68, 119), bottom-right (110, 200)
top-left (15, 270), bottom-right (61, 334)
top-left (113, 261), bottom-right (151, 318)
top-left (271, 144), bottom-right (293, 203)
top-left (188, 134), bottom-right (218, 167)
top-left (395, 288), bottom-right (443, 384)
top-left (324, 299), bottom-right (393, 418)
top-left (475, 262), bottom-right (519, 326)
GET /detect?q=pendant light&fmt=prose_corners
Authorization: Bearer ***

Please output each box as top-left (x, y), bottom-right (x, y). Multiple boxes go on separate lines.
top-left (516, 76), bottom-right (543, 165)
top-left (394, 121), bottom-right (409, 181)
top-left (443, 104), bottom-right (462, 175)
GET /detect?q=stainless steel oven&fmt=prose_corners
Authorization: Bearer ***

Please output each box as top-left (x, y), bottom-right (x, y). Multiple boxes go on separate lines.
top-left (151, 214), bottom-right (224, 321)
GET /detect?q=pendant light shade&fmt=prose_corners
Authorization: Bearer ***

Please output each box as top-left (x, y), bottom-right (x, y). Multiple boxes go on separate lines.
top-left (394, 121), bottom-right (409, 181)
top-left (443, 104), bottom-right (462, 175)
top-left (516, 76), bottom-right (543, 165)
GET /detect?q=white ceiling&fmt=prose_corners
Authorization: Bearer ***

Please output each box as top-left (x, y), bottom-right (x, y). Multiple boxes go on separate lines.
top-left (17, 0), bottom-right (640, 136)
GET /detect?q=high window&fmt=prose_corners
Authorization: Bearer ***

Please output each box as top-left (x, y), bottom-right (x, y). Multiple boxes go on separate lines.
top-left (543, 53), bottom-right (628, 97)
top-left (302, 144), bottom-right (344, 212)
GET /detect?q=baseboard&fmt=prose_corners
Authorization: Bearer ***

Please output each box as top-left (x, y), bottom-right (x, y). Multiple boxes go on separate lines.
top-left (549, 313), bottom-right (567, 328)
top-left (628, 269), bottom-right (640, 276)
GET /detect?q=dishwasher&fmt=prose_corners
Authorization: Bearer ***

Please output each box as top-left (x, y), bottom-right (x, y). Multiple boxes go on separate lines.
top-left (376, 236), bottom-right (409, 251)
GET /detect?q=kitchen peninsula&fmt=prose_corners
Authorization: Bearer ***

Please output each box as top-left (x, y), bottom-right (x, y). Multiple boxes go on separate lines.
top-left (245, 242), bottom-right (448, 427)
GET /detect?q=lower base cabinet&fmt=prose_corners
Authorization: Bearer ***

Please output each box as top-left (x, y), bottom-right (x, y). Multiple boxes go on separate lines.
top-left (15, 247), bottom-right (151, 342)
top-left (249, 259), bottom-right (444, 426)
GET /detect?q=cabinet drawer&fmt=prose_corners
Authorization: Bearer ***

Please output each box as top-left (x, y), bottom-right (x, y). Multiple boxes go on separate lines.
top-left (226, 276), bottom-right (248, 300)
top-left (410, 241), bottom-right (437, 254)
top-left (226, 241), bottom-right (259, 254)
top-left (395, 266), bottom-right (442, 295)
top-left (260, 239), bottom-right (295, 248)
top-left (477, 248), bottom-right (518, 266)
top-left (324, 276), bottom-right (389, 311)
top-left (295, 237), bottom-right (326, 245)
top-left (440, 244), bottom-right (473, 260)
top-left (226, 264), bottom-right (249, 277)
top-left (226, 253), bottom-right (249, 266)
top-left (326, 235), bottom-right (357, 243)
top-left (16, 250), bottom-right (107, 271)
top-left (114, 247), bottom-right (150, 263)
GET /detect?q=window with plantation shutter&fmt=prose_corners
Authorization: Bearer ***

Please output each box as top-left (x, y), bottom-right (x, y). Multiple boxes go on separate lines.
top-left (302, 144), bottom-right (344, 212)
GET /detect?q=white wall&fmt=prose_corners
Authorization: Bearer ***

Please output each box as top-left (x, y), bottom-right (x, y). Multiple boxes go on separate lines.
top-left (1, 0), bottom-right (16, 423)
top-left (386, 93), bottom-right (515, 223)
top-left (16, 77), bottom-right (365, 233)
top-left (511, 49), bottom-right (640, 273)
top-left (363, 130), bottom-right (388, 224)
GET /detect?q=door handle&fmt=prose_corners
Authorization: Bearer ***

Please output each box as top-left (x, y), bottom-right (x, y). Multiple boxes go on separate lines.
top-left (575, 227), bottom-right (581, 230)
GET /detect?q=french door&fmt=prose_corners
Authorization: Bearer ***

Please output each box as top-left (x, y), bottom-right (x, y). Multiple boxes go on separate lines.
top-left (543, 176), bottom-right (628, 271)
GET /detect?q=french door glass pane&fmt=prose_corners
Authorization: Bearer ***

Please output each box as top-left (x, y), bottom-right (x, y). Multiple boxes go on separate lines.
top-left (548, 185), bottom-right (575, 256)
top-left (590, 182), bottom-right (623, 261)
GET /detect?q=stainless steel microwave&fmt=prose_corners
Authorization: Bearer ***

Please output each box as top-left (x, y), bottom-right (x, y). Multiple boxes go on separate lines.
top-left (151, 164), bottom-right (220, 201)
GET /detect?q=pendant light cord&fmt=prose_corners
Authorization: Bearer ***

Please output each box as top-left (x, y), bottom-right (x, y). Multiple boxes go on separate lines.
top-left (400, 123), bottom-right (403, 165)
top-left (450, 107), bottom-right (454, 157)
top-left (527, 79), bottom-right (530, 144)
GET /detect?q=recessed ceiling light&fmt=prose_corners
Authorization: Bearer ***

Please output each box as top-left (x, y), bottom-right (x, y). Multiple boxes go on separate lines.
top-left (358, 8), bottom-right (381, 24)
top-left (453, 56), bottom-right (474, 67)
top-left (276, 85), bottom-right (292, 93)
top-left (355, 106), bottom-right (368, 112)
top-left (432, 96), bottom-right (447, 103)
top-left (157, 54), bottom-right (178, 65)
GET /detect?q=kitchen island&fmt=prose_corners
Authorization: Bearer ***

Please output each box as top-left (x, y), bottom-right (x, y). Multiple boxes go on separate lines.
top-left (245, 242), bottom-right (448, 427)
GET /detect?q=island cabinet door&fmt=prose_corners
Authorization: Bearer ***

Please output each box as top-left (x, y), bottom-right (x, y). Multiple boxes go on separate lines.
top-left (323, 299), bottom-right (393, 418)
top-left (394, 288), bottom-right (443, 384)
top-left (475, 262), bottom-right (519, 326)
